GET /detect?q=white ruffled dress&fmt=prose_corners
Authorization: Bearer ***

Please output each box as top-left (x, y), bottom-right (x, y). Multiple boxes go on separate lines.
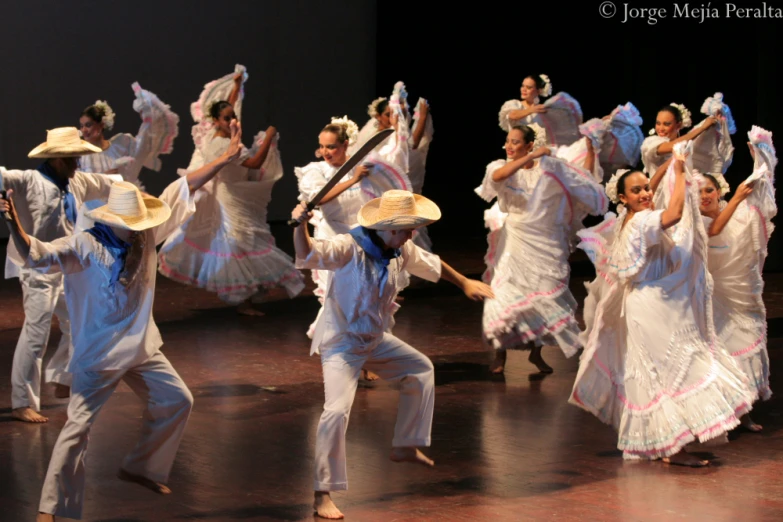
top-left (703, 131), bottom-right (776, 401)
top-left (157, 129), bottom-right (305, 304)
top-left (476, 155), bottom-right (608, 356)
top-left (569, 155), bottom-right (754, 460)
top-left (157, 64), bottom-right (303, 304)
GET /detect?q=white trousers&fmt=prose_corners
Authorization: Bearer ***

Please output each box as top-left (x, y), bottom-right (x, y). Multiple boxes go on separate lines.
top-left (11, 268), bottom-right (72, 410)
top-left (314, 333), bottom-right (435, 491)
top-left (38, 350), bottom-right (194, 520)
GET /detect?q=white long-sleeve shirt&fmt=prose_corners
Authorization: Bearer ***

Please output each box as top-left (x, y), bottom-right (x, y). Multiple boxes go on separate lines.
top-left (9, 177), bottom-right (196, 372)
top-left (0, 168), bottom-right (116, 278)
top-left (296, 233), bottom-right (441, 355)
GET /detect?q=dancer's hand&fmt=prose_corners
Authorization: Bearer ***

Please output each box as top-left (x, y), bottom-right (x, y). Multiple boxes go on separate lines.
top-left (0, 189), bottom-right (18, 223)
top-left (353, 165), bottom-right (371, 181)
top-left (532, 146), bottom-right (551, 158)
top-left (462, 279), bottom-right (495, 301)
top-left (731, 182), bottom-right (753, 202)
top-left (291, 201), bottom-right (313, 223)
top-left (531, 104), bottom-right (547, 114)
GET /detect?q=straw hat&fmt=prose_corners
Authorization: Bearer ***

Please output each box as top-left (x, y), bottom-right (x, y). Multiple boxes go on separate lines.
top-left (28, 127), bottom-right (102, 158)
top-left (85, 181), bottom-right (171, 231)
top-left (357, 190), bottom-right (441, 230)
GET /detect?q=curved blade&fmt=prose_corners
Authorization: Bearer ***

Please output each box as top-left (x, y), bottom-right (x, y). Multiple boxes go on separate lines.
top-left (289, 127), bottom-right (394, 227)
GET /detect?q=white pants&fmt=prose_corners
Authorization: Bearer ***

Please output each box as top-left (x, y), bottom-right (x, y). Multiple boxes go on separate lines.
top-left (38, 350), bottom-right (194, 520)
top-left (314, 333), bottom-right (435, 491)
top-left (11, 268), bottom-right (72, 410)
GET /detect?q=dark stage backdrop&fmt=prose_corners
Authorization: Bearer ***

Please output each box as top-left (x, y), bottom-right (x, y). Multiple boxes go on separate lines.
top-left (0, 2), bottom-right (781, 271)
top-left (0, 0), bottom-right (377, 231)
top-left (377, 4), bottom-right (783, 271)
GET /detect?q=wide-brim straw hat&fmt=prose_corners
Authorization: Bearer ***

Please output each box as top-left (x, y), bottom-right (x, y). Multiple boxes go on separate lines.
top-left (28, 127), bottom-right (102, 158)
top-left (357, 189), bottom-right (441, 230)
top-left (85, 181), bottom-right (171, 231)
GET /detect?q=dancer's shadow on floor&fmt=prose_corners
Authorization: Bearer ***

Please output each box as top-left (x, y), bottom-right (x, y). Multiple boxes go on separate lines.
top-left (192, 383), bottom-right (287, 398)
top-left (172, 502), bottom-right (312, 520)
top-left (433, 361), bottom-right (496, 385)
top-left (433, 361), bottom-right (551, 385)
top-left (94, 518), bottom-right (146, 522)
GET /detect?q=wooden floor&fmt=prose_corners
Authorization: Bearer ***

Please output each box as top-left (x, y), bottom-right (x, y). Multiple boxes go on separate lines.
top-left (0, 236), bottom-right (781, 521)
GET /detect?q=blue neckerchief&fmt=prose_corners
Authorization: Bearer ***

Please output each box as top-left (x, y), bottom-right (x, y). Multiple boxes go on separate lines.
top-left (85, 223), bottom-right (131, 285)
top-left (37, 162), bottom-right (76, 224)
top-left (349, 226), bottom-right (401, 296)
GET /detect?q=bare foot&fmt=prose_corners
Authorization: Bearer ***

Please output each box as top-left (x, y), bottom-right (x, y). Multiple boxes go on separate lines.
top-left (54, 384), bottom-right (70, 399)
top-left (490, 349), bottom-right (506, 374)
top-left (741, 413), bottom-right (762, 432)
top-left (389, 447), bottom-right (434, 467)
top-left (313, 491), bottom-right (344, 519)
top-left (662, 450), bottom-right (709, 467)
top-left (117, 469), bottom-right (172, 495)
top-left (12, 407), bottom-right (48, 423)
top-left (237, 301), bottom-right (265, 317)
top-left (36, 513), bottom-right (55, 522)
top-left (361, 369), bottom-right (380, 381)
top-left (528, 345), bottom-right (553, 374)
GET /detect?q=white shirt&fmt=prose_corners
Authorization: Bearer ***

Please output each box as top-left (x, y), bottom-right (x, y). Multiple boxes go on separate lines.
top-left (296, 233), bottom-right (442, 355)
top-left (0, 168), bottom-right (116, 278)
top-left (10, 177), bottom-right (195, 372)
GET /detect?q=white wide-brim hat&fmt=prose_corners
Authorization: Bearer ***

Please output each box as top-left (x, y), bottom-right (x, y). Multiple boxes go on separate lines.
top-left (85, 181), bottom-right (171, 231)
top-left (357, 189), bottom-right (441, 230)
top-left (28, 127), bottom-right (102, 158)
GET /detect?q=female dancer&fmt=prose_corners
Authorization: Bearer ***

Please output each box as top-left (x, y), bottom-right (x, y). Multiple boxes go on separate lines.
top-left (354, 81), bottom-right (410, 169)
top-left (158, 66), bottom-right (304, 314)
top-left (698, 125), bottom-right (777, 431)
top-left (354, 82), bottom-right (431, 253)
top-left (499, 74), bottom-right (582, 145)
top-left (485, 75), bottom-right (588, 260)
top-left (78, 82), bottom-right (179, 190)
top-left (570, 141), bottom-right (754, 466)
top-left (476, 123), bottom-right (607, 374)
top-left (640, 102), bottom-right (720, 199)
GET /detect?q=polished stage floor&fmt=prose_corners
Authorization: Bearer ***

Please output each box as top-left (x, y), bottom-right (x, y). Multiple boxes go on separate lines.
top-left (0, 237), bottom-right (781, 521)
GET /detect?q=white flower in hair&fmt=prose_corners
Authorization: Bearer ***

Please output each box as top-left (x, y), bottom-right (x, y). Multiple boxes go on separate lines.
top-left (670, 102), bottom-right (692, 128)
top-left (712, 172), bottom-right (731, 197)
top-left (693, 169), bottom-right (730, 197)
top-left (330, 115), bottom-right (359, 145)
top-left (367, 97), bottom-right (387, 118)
top-left (605, 168), bottom-right (629, 204)
top-left (527, 122), bottom-right (548, 149)
top-left (539, 74), bottom-right (552, 97)
top-left (649, 127), bottom-right (657, 136)
top-left (94, 100), bottom-right (115, 130)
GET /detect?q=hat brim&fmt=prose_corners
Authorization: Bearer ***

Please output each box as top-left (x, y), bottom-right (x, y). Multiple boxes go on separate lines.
top-left (28, 140), bottom-right (103, 159)
top-left (84, 195), bottom-right (172, 231)
top-left (357, 193), bottom-right (441, 230)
